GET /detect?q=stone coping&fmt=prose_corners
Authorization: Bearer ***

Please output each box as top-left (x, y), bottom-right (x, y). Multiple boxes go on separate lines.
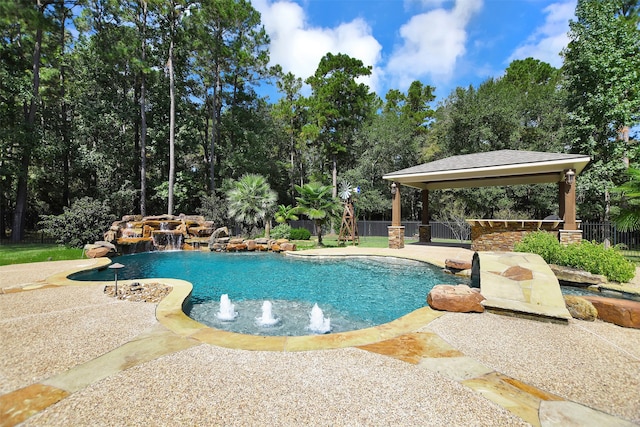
top-left (43, 253), bottom-right (448, 351)
top-left (466, 219), bottom-right (581, 228)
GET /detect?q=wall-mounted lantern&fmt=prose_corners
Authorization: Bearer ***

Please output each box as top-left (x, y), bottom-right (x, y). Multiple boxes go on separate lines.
top-left (564, 169), bottom-right (575, 185)
top-left (391, 182), bottom-right (397, 196)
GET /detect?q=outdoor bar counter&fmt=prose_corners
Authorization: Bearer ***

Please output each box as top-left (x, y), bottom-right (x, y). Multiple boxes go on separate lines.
top-left (466, 219), bottom-right (582, 252)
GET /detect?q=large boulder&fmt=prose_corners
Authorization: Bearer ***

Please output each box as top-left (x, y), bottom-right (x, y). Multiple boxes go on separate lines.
top-left (280, 242), bottom-right (296, 252)
top-left (550, 264), bottom-right (607, 286)
top-left (445, 258), bottom-right (472, 271)
top-left (85, 247), bottom-right (112, 258)
top-left (84, 241), bottom-right (116, 258)
top-left (227, 242), bottom-right (247, 252)
top-left (427, 284), bottom-right (485, 313)
top-left (245, 240), bottom-right (257, 251)
top-left (582, 296), bottom-right (640, 329)
top-left (563, 295), bottom-right (598, 321)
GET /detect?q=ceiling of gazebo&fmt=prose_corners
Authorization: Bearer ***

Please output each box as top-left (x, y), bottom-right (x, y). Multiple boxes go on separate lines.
top-left (382, 150), bottom-right (591, 190)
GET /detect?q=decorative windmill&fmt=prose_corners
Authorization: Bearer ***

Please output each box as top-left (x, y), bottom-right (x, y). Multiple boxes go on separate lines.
top-left (338, 182), bottom-right (359, 245)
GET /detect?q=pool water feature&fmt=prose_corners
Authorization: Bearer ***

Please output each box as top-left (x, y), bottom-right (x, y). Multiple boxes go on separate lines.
top-left (71, 251), bottom-right (466, 336)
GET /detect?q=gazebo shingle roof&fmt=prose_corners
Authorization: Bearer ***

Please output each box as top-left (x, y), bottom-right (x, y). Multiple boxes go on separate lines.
top-left (383, 150), bottom-right (591, 190)
top-left (385, 150), bottom-right (589, 176)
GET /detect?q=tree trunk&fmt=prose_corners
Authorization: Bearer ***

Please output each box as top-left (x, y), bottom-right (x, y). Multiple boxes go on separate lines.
top-left (264, 216), bottom-right (271, 239)
top-left (59, 6), bottom-right (70, 208)
top-left (209, 62), bottom-right (221, 194)
top-left (332, 153), bottom-right (337, 198)
top-left (316, 220), bottom-right (323, 245)
top-left (167, 36), bottom-right (175, 215)
top-left (139, 0), bottom-right (148, 217)
top-left (12, 9), bottom-right (43, 242)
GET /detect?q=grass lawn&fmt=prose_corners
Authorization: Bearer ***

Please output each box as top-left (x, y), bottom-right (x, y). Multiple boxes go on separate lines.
top-left (0, 244), bottom-right (84, 266)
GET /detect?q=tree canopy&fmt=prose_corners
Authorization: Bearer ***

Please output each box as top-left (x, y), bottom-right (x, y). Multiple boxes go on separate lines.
top-left (2, 0), bottom-right (639, 243)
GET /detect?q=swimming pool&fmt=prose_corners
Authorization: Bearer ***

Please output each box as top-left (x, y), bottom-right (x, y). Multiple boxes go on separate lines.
top-left (71, 251), bottom-right (467, 335)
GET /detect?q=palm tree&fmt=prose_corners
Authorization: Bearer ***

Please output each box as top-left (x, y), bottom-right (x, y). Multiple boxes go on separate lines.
top-left (294, 182), bottom-right (341, 245)
top-left (274, 204), bottom-right (299, 224)
top-left (227, 174), bottom-right (277, 237)
top-left (613, 167), bottom-right (640, 231)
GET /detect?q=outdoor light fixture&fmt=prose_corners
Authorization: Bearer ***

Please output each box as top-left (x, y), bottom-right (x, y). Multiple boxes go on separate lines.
top-left (391, 182), bottom-right (397, 195)
top-left (564, 169), bottom-right (575, 185)
top-left (108, 262), bottom-right (125, 297)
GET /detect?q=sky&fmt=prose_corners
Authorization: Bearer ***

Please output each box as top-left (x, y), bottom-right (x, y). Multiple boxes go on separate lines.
top-left (251, 0), bottom-right (578, 102)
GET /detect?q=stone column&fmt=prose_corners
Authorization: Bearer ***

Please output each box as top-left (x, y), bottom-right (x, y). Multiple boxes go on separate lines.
top-left (391, 182), bottom-right (401, 226)
top-left (388, 182), bottom-right (404, 249)
top-left (559, 229), bottom-right (582, 246)
top-left (388, 226), bottom-right (405, 249)
top-left (559, 169), bottom-right (581, 245)
top-left (562, 170), bottom-right (577, 230)
top-left (419, 189), bottom-right (431, 243)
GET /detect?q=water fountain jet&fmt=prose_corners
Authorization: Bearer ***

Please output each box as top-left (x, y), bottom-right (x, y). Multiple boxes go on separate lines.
top-left (216, 294), bottom-right (238, 321)
top-left (308, 303), bottom-right (331, 334)
top-left (256, 301), bottom-right (279, 326)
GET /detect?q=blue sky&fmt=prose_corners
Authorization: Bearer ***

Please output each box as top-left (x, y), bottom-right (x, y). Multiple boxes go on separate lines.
top-left (252, 0), bottom-right (577, 102)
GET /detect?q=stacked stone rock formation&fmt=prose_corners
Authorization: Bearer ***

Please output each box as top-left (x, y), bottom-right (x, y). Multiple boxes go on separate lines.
top-left (100, 214), bottom-right (298, 255)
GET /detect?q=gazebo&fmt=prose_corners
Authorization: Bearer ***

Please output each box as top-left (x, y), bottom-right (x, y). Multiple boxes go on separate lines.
top-left (382, 150), bottom-right (591, 250)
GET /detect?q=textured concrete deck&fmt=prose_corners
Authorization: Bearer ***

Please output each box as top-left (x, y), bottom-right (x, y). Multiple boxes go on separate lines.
top-left (1, 246), bottom-right (638, 426)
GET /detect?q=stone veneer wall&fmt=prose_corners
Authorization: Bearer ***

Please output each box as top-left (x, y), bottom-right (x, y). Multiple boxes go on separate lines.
top-left (559, 229), bottom-right (583, 246)
top-left (388, 226), bottom-right (405, 249)
top-left (469, 221), bottom-right (562, 252)
top-left (418, 225), bottom-right (431, 243)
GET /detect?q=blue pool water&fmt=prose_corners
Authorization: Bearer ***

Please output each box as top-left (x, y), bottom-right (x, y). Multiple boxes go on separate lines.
top-left (71, 251), bottom-right (466, 336)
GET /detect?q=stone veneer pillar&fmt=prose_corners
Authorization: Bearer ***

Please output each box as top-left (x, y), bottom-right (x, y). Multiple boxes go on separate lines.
top-left (388, 226), bottom-right (405, 249)
top-left (559, 229), bottom-right (583, 246)
top-left (419, 224), bottom-right (431, 243)
top-left (420, 189), bottom-right (431, 243)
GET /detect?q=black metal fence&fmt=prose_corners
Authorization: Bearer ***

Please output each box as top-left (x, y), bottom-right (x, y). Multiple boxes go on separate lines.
top-left (289, 220), bottom-right (466, 241)
top-left (0, 232), bottom-right (57, 245)
top-left (290, 220), bottom-right (640, 258)
top-left (5, 220), bottom-right (640, 259)
top-left (581, 222), bottom-right (640, 252)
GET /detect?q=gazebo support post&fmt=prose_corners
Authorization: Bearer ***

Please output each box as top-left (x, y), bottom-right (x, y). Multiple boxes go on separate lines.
top-left (388, 182), bottom-right (405, 249)
top-left (559, 169), bottom-right (582, 245)
top-left (419, 189), bottom-right (431, 243)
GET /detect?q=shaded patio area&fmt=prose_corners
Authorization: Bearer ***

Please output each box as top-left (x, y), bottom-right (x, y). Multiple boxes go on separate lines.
top-left (383, 150), bottom-right (591, 250)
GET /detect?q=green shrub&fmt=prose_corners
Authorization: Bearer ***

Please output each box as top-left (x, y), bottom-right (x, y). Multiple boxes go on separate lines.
top-left (558, 240), bottom-right (635, 283)
top-left (38, 197), bottom-right (116, 248)
top-left (270, 223), bottom-right (291, 240)
top-left (514, 231), bottom-right (562, 264)
top-left (290, 227), bottom-right (311, 240)
top-left (515, 231), bottom-right (635, 283)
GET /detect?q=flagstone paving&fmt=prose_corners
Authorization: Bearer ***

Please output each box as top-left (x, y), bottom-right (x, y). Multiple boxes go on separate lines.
top-left (1, 245), bottom-right (638, 426)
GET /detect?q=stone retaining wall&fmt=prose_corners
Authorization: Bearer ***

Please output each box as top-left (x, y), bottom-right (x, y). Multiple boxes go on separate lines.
top-left (468, 220), bottom-right (564, 252)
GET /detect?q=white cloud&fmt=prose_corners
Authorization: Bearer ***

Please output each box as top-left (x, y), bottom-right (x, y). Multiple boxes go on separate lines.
top-left (386, 0), bottom-right (483, 90)
top-left (508, 0), bottom-right (576, 68)
top-left (252, 0), bottom-right (383, 91)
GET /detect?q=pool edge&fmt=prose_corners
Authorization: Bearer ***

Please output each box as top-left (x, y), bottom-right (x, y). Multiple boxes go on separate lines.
top-left (45, 254), bottom-right (448, 352)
